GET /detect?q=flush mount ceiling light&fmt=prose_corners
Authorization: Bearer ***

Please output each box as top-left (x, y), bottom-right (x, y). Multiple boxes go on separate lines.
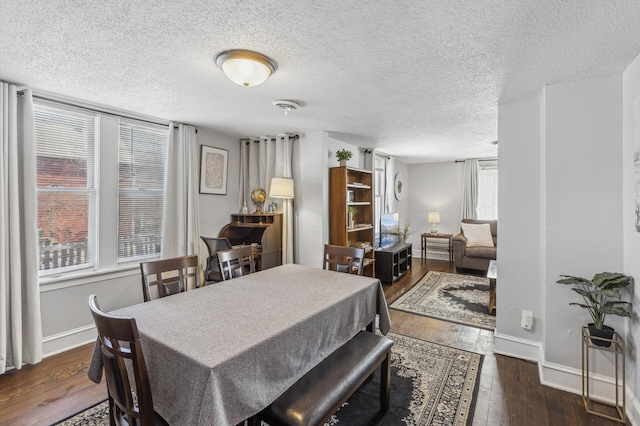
top-left (215, 49), bottom-right (277, 87)
top-left (272, 100), bottom-right (301, 115)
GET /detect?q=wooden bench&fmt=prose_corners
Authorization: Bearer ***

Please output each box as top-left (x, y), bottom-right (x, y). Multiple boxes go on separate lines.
top-left (253, 330), bottom-right (393, 426)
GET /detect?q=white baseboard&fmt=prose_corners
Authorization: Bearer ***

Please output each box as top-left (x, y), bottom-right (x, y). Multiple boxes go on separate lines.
top-left (414, 250), bottom-right (449, 261)
top-left (42, 324), bottom-right (97, 358)
top-left (493, 331), bottom-right (541, 361)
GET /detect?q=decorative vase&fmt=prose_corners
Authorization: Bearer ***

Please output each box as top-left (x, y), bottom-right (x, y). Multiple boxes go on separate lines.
top-left (587, 323), bottom-right (614, 347)
top-left (339, 159), bottom-right (347, 167)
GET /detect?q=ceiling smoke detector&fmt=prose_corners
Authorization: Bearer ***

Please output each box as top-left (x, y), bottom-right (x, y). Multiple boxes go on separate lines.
top-left (272, 100), bottom-right (301, 115)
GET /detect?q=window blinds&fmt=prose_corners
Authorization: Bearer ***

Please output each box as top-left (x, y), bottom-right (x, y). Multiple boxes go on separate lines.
top-left (117, 120), bottom-right (167, 262)
top-left (34, 103), bottom-right (97, 272)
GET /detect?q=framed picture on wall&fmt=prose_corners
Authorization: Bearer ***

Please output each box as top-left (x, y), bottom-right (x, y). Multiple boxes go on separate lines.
top-left (200, 145), bottom-right (228, 195)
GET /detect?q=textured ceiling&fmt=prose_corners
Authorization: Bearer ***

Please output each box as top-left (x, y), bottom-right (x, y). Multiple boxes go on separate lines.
top-left (2, 1), bottom-right (640, 163)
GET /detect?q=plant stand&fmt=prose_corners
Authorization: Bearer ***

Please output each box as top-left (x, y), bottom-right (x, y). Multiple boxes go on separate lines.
top-left (581, 326), bottom-right (625, 423)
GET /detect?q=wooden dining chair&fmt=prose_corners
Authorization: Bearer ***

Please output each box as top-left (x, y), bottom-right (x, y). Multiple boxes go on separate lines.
top-left (88, 295), bottom-right (168, 426)
top-left (140, 255), bottom-right (200, 302)
top-left (323, 244), bottom-right (366, 276)
top-left (217, 246), bottom-right (255, 281)
top-left (200, 236), bottom-right (232, 283)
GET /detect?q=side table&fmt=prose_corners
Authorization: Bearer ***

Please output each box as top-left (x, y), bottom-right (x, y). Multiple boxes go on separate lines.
top-left (581, 327), bottom-right (625, 423)
top-left (421, 233), bottom-right (453, 265)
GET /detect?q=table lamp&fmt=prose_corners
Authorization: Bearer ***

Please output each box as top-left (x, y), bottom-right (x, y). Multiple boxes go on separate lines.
top-left (428, 212), bottom-right (441, 234)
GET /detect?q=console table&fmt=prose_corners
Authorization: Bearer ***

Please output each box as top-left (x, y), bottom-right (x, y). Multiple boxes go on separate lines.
top-left (375, 242), bottom-right (412, 284)
top-left (421, 233), bottom-right (453, 264)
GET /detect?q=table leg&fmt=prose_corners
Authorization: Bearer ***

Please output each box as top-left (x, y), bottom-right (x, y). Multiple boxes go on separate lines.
top-left (489, 278), bottom-right (496, 314)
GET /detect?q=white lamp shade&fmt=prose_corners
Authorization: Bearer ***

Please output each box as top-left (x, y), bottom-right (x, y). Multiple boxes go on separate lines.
top-left (428, 212), bottom-right (441, 223)
top-left (269, 177), bottom-right (294, 199)
top-left (216, 50), bottom-right (277, 87)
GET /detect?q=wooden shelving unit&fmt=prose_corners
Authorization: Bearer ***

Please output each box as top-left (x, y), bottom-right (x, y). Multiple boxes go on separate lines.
top-left (329, 166), bottom-right (375, 277)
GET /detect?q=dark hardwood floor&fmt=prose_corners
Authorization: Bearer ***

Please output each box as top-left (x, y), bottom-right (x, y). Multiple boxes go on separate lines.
top-left (0, 260), bottom-right (626, 425)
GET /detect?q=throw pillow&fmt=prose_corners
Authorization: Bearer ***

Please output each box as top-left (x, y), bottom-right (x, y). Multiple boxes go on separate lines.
top-left (460, 223), bottom-right (494, 248)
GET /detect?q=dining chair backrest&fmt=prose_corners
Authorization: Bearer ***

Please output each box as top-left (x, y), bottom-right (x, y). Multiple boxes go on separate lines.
top-left (200, 237), bottom-right (232, 283)
top-left (217, 246), bottom-right (255, 281)
top-left (140, 255), bottom-right (200, 302)
top-left (88, 294), bottom-right (158, 426)
top-left (322, 244), bottom-right (366, 276)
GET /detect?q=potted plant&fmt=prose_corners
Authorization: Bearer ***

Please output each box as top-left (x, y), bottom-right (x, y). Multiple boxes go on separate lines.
top-left (556, 272), bottom-right (633, 347)
top-left (347, 206), bottom-right (357, 229)
top-left (398, 221), bottom-right (411, 243)
top-left (336, 149), bottom-right (352, 166)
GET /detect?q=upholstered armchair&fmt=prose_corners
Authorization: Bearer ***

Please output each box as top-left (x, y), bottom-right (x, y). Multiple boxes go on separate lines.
top-left (452, 219), bottom-right (497, 271)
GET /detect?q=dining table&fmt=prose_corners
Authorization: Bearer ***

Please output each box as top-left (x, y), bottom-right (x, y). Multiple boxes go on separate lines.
top-left (88, 263), bottom-right (391, 426)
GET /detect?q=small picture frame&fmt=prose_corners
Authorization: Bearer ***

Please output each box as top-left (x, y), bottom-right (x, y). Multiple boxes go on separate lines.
top-left (200, 146), bottom-right (228, 195)
top-left (347, 190), bottom-right (355, 202)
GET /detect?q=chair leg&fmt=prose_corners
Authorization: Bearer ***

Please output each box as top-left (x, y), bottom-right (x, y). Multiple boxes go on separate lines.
top-left (108, 395), bottom-right (117, 426)
top-left (380, 350), bottom-right (391, 412)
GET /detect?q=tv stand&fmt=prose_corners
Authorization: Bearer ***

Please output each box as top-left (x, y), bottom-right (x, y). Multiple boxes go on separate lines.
top-left (375, 242), bottom-right (412, 284)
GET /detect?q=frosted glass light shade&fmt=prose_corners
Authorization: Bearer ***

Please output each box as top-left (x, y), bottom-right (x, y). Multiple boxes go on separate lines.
top-left (215, 50), bottom-right (277, 87)
top-left (428, 212), bottom-right (441, 223)
top-left (269, 177), bottom-right (294, 199)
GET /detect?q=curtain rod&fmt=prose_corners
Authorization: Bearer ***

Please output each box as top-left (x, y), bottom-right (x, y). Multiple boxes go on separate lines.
top-left (454, 158), bottom-right (497, 163)
top-left (242, 135), bottom-right (300, 144)
top-left (18, 91), bottom-right (181, 129)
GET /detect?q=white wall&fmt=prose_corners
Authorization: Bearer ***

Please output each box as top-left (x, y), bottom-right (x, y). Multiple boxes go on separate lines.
top-left (544, 75), bottom-right (624, 369)
top-left (328, 137), bottom-right (366, 169)
top-left (406, 161), bottom-right (464, 258)
top-left (496, 95), bottom-right (544, 349)
top-left (294, 131), bottom-right (330, 268)
top-left (497, 74), bottom-right (627, 402)
top-left (622, 52), bottom-right (640, 413)
top-left (196, 129), bottom-right (242, 256)
top-left (40, 127), bottom-right (241, 356)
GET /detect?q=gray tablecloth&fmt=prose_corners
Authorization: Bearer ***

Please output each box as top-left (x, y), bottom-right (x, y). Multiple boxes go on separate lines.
top-left (88, 264), bottom-right (390, 425)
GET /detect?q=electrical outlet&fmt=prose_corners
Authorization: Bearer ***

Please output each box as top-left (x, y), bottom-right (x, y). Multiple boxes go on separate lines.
top-left (521, 310), bottom-right (533, 330)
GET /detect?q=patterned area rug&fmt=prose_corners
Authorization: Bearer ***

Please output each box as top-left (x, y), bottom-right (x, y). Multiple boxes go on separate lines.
top-left (391, 271), bottom-right (496, 330)
top-left (55, 333), bottom-right (482, 426)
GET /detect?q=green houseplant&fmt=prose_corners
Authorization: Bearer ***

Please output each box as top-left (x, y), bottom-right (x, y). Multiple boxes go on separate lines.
top-left (398, 221), bottom-right (411, 243)
top-left (347, 206), bottom-right (357, 229)
top-left (556, 272), bottom-right (632, 347)
top-left (336, 149), bottom-right (352, 166)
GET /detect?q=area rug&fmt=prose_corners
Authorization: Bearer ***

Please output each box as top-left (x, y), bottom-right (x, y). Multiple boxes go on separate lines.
top-left (390, 271), bottom-right (496, 330)
top-left (55, 332), bottom-right (482, 426)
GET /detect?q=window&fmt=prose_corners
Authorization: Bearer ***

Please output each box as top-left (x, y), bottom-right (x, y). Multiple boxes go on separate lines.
top-left (34, 100), bottom-right (169, 277)
top-left (373, 154), bottom-right (387, 247)
top-left (35, 104), bottom-right (97, 273)
top-left (477, 160), bottom-right (498, 220)
top-left (117, 121), bottom-right (167, 262)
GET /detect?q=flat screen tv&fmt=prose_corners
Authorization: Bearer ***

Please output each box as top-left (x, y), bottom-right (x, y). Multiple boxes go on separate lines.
top-left (379, 212), bottom-right (400, 249)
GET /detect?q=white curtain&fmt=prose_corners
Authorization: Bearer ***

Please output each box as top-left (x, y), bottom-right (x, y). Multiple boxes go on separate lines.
top-left (461, 159), bottom-right (479, 220)
top-left (278, 135), bottom-right (294, 264)
top-left (161, 124), bottom-right (201, 270)
top-left (0, 84), bottom-right (43, 374)
top-left (239, 135), bottom-right (294, 263)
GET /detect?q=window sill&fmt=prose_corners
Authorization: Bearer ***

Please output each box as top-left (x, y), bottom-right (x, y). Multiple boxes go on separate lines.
top-left (39, 264), bottom-right (141, 293)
